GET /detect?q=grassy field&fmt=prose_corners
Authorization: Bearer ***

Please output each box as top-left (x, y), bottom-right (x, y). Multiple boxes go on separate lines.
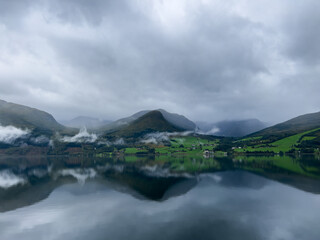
top-left (112, 136), bottom-right (222, 171)
top-left (235, 136), bottom-right (262, 142)
top-left (170, 136), bottom-right (218, 148)
top-left (92, 146), bottom-right (320, 177)
top-left (235, 128), bottom-right (320, 153)
top-left (301, 136), bottom-right (317, 141)
top-left (153, 136), bottom-right (218, 156)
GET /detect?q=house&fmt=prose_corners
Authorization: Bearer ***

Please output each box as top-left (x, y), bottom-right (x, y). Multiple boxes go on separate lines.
top-left (203, 150), bottom-right (214, 158)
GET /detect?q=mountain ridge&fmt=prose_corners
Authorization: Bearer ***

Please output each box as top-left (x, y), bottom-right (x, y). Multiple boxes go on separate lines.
top-left (107, 110), bottom-right (184, 138)
top-left (61, 116), bottom-right (112, 129)
top-left (0, 99), bottom-right (69, 136)
top-left (250, 111), bottom-right (320, 139)
top-left (196, 119), bottom-right (267, 137)
top-left (100, 109), bottom-right (196, 133)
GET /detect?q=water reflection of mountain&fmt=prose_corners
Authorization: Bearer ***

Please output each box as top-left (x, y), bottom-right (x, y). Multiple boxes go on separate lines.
top-left (0, 165), bottom-right (198, 212)
top-left (104, 170), bottom-right (198, 201)
top-left (257, 172), bottom-right (320, 194)
top-left (201, 170), bottom-right (320, 194)
top-left (1, 155), bottom-right (320, 213)
top-left (0, 177), bottom-right (75, 212)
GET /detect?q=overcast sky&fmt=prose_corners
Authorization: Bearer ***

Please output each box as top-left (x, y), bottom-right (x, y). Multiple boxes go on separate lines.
top-left (0, 0), bottom-right (319, 123)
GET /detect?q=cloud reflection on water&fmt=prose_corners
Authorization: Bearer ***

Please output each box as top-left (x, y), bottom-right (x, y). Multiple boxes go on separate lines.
top-left (0, 172), bottom-right (319, 240)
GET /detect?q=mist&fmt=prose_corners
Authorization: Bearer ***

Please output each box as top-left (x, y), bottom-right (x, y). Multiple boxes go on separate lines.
top-left (0, 125), bottom-right (30, 144)
top-left (196, 127), bottom-right (220, 136)
top-left (61, 127), bottom-right (98, 143)
top-left (141, 131), bottom-right (194, 145)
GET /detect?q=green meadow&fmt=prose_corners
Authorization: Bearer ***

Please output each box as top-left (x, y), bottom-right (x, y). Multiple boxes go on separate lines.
top-left (235, 128), bottom-right (320, 153)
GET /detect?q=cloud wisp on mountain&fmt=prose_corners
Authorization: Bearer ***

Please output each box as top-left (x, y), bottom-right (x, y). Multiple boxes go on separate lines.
top-left (0, 125), bottom-right (30, 144)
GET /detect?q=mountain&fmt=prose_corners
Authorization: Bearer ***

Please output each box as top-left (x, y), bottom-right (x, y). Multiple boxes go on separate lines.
top-left (100, 110), bottom-right (149, 132)
top-left (197, 119), bottom-right (267, 137)
top-left (251, 111), bottom-right (320, 138)
top-left (101, 109), bottom-right (196, 132)
top-left (61, 116), bottom-right (112, 129)
top-left (107, 110), bottom-right (183, 138)
top-left (158, 109), bottom-right (196, 131)
top-left (0, 99), bottom-right (70, 136)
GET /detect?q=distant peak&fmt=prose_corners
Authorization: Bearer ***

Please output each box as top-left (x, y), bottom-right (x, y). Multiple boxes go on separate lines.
top-left (139, 110), bottom-right (164, 118)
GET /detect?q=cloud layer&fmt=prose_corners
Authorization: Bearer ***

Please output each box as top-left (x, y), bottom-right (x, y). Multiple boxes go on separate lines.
top-left (0, 125), bottom-right (30, 144)
top-left (0, 0), bottom-right (320, 124)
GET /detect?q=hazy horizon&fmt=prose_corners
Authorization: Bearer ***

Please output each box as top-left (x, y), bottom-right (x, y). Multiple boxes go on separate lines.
top-left (1, 0), bottom-right (319, 123)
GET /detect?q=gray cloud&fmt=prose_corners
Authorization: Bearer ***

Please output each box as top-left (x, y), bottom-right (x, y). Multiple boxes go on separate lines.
top-left (0, 0), bottom-right (319, 124)
top-left (282, 1), bottom-right (320, 65)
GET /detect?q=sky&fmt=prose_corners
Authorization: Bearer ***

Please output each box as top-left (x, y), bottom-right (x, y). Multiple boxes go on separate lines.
top-left (0, 0), bottom-right (319, 124)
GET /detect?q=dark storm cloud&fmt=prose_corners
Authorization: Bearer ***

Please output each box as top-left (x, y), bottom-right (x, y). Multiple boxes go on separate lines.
top-left (0, 0), bottom-right (319, 123)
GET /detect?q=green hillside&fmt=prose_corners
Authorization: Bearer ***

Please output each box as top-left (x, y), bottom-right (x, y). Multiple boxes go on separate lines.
top-left (251, 111), bottom-right (320, 140)
top-left (235, 128), bottom-right (320, 153)
top-left (0, 99), bottom-right (73, 136)
top-left (99, 109), bottom-right (195, 133)
top-left (107, 110), bottom-right (183, 138)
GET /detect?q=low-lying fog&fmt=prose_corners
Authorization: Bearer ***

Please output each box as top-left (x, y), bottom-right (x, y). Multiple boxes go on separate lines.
top-left (0, 123), bottom-right (198, 147)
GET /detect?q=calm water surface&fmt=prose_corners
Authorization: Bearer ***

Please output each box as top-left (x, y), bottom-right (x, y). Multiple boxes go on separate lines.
top-left (0, 156), bottom-right (320, 240)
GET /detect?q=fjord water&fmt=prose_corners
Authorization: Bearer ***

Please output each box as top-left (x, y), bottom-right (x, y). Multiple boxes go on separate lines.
top-left (0, 156), bottom-right (320, 240)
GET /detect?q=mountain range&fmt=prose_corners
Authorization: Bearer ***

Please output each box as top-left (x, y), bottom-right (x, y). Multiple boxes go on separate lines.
top-left (61, 116), bottom-right (112, 129)
top-left (0, 100), bottom-right (196, 144)
top-left (99, 109), bottom-right (196, 133)
top-left (1, 99), bottom-right (320, 143)
top-left (196, 119), bottom-right (268, 137)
